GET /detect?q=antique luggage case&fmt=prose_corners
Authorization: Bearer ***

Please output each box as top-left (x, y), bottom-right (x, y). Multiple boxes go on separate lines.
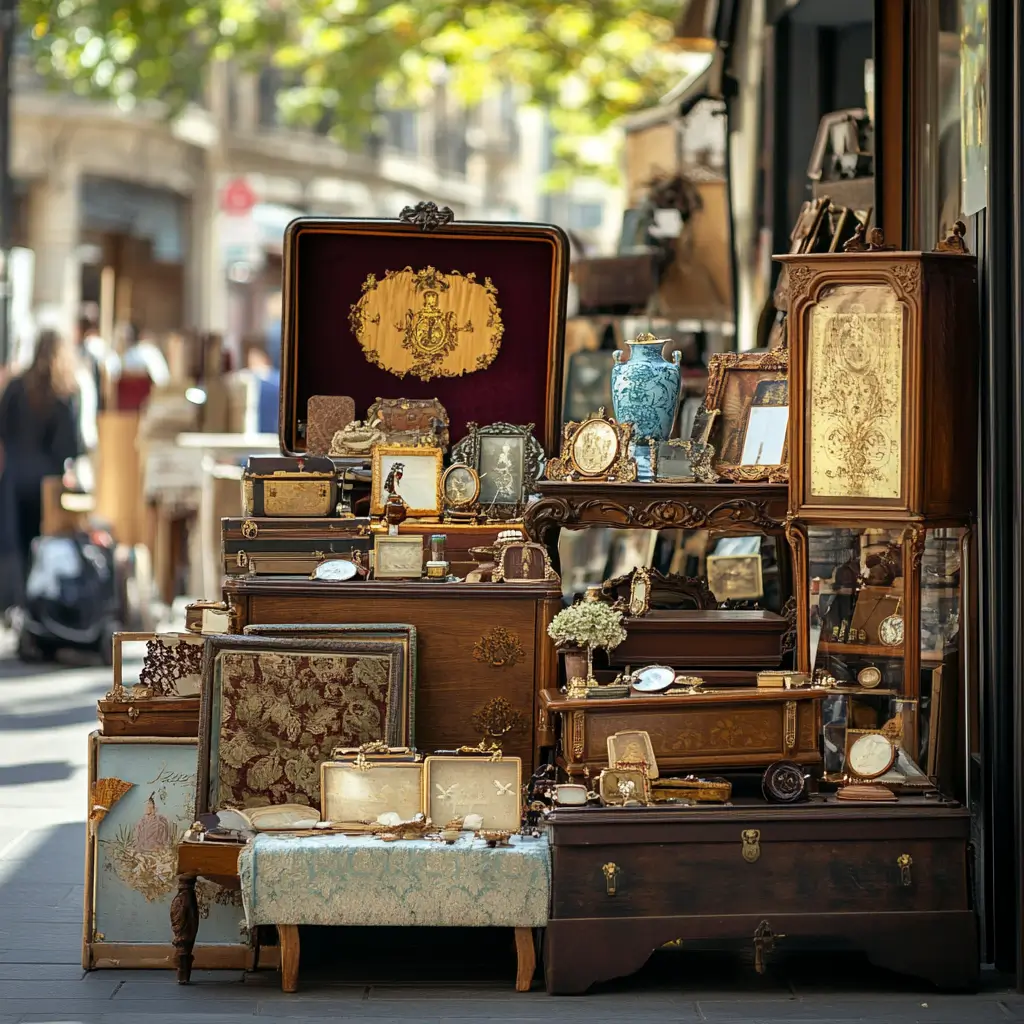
top-left (222, 517), bottom-right (373, 577)
top-left (777, 237), bottom-right (979, 522)
top-left (241, 456), bottom-right (338, 518)
top-left (224, 577), bottom-right (561, 769)
top-left (539, 688), bottom-right (823, 778)
top-left (279, 207), bottom-right (569, 455)
top-left (545, 803), bottom-right (977, 994)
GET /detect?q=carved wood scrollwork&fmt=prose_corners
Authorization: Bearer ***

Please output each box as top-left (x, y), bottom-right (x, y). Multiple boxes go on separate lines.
top-left (891, 263), bottom-right (922, 297)
top-left (571, 710), bottom-right (585, 761)
top-left (524, 496), bottom-right (784, 545)
top-left (785, 265), bottom-right (815, 307)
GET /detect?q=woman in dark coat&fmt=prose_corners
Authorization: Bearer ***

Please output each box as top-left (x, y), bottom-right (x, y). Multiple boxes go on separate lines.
top-left (0, 329), bottom-right (82, 588)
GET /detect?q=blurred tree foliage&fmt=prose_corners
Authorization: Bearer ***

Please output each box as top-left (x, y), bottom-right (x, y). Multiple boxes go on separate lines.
top-left (21, 0), bottom-right (688, 183)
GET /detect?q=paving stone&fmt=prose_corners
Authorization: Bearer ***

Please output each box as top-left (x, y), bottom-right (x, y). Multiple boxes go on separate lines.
top-left (0, 962), bottom-right (85, 980)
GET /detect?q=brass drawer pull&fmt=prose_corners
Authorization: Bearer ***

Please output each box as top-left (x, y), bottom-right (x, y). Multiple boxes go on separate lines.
top-left (741, 828), bottom-right (761, 863)
top-left (897, 853), bottom-right (913, 886)
top-left (602, 862), bottom-right (619, 896)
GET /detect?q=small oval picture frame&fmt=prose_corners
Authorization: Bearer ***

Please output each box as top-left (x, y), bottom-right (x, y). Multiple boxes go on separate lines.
top-left (570, 417), bottom-right (620, 476)
top-left (441, 462), bottom-right (480, 510)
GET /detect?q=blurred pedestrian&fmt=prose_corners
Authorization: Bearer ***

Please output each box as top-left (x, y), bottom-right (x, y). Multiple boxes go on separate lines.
top-left (0, 328), bottom-right (83, 587)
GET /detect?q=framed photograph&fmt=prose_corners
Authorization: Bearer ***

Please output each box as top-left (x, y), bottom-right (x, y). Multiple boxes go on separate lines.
top-left (197, 635), bottom-right (412, 816)
top-left (606, 730), bottom-right (659, 779)
top-left (441, 462), bottom-right (480, 510)
top-left (492, 541), bottom-right (558, 583)
top-left (628, 566), bottom-right (652, 617)
top-left (545, 409), bottom-right (636, 482)
top-left (701, 348), bottom-right (789, 482)
top-left (320, 761), bottom-right (424, 824)
top-left (373, 534), bottom-right (424, 579)
top-left (706, 553), bottom-right (765, 601)
top-left (423, 755), bottom-right (522, 830)
top-left (370, 445), bottom-right (443, 518)
top-left (597, 767), bottom-right (651, 806)
top-left (84, 733), bottom-right (246, 970)
top-left (451, 422), bottom-right (543, 516)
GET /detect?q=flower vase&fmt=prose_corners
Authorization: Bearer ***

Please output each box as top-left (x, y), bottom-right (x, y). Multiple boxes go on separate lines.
top-left (611, 333), bottom-right (682, 481)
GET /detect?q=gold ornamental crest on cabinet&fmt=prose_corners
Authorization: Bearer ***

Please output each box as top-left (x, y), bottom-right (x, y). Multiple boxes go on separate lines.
top-left (349, 265), bottom-right (504, 382)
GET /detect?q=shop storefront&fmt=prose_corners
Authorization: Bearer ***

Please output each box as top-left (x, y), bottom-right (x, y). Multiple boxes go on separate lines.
top-left (80, 0), bottom-right (1018, 997)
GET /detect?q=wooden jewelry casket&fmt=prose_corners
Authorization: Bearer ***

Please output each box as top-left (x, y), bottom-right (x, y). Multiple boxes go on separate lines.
top-left (279, 207), bottom-right (569, 456)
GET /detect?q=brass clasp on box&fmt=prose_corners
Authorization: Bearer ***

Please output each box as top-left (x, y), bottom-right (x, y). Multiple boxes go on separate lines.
top-left (741, 829), bottom-right (761, 863)
top-left (602, 862), bottom-right (619, 896)
top-left (897, 853), bottom-right (913, 886)
top-left (752, 920), bottom-right (784, 974)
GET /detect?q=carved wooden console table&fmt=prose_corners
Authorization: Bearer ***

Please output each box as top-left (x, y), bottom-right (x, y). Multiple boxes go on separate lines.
top-left (525, 482), bottom-right (789, 567)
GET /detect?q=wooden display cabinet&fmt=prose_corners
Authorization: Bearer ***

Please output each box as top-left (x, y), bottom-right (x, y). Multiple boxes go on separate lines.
top-left (776, 241), bottom-right (978, 523)
top-left (785, 521), bottom-right (970, 775)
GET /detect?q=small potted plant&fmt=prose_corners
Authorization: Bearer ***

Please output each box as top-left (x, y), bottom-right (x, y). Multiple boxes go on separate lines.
top-left (548, 589), bottom-right (627, 698)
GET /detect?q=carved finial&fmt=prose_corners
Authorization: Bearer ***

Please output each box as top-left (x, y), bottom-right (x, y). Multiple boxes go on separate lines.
top-left (844, 224), bottom-right (894, 252)
top-left (398, 201), bottom-right (455, 232)
top-left (843, 223), bottom-right (868, 252)
top-left (935, 219), bottom-right (970, 254)
top-left (635, 332), bottom-right (657, 343)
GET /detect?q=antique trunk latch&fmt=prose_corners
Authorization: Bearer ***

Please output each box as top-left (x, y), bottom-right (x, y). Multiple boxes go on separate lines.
top-left (741, 828), bottom-right (761, 863)
top-left (897, 853), bottom-right (913, 886)
top-left (752, 920), bottom-right (785, 974)
top-left (602, 862), bottom-right (620, 896)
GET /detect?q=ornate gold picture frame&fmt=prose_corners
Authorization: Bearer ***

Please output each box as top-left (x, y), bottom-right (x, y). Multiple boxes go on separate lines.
top-left (441, 462), bottom-right (480, 511)
top-left (701, 349), bottom-right (789, 483)
top-left (373, 534), bottom-right (424, 579)
top-left (606, 729), bottom-right (660, 779)
top-left (370, 444), bottom-right (443, 517)
top-left (545, 410), bottom-right (637, 482)
top-left (319, 761), bottom-right (425, 824)
top-left (423, 755), bottom-right (522, 830)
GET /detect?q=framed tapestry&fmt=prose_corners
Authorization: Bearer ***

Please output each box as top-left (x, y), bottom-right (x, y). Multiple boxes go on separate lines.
top-left (84, 733), bottom-right (247, 970)
top-left (197, 635), bottom-right (411, 815)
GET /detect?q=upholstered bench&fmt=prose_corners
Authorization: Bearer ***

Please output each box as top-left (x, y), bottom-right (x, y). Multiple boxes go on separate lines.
top-left (237, 832), bottom-right (551, 992)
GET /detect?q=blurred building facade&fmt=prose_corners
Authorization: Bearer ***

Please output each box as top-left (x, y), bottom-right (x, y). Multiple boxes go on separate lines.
top-left (10, 55), bottom-right (621, 361)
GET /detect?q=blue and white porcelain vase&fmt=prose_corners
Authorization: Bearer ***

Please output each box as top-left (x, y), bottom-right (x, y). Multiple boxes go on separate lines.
top-left (611, 333), bottom-right (682, 480)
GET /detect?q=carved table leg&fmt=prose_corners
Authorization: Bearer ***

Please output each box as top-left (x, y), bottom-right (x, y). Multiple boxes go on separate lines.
top-left (278, 925), bottom-right (300, 992)
top-left (170, 873), bottom-right (199, 984)
top-left (514, 927), bottom-right (536, 992)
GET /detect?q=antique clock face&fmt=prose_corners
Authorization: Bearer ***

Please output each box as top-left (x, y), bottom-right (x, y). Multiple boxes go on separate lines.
top-left (847, 732), bottom-right (896, 779)
top-left (857, 665), bottom-right (883, 689)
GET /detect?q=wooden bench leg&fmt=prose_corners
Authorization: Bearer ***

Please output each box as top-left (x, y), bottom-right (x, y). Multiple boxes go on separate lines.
top-left (514, 927), bottom-right (535, 992)
top-left (278, 925), bottom-right (300, 993)
top-left (170, 874), bottom-right (199, 984)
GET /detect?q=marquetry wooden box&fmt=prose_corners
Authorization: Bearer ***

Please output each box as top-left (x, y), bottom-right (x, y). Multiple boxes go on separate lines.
top-left (539, 687), bottom-right (824, 778)
top-left (544, 802), bottom-right (978, 994)
top-left (225, 577), bottom-right (561, 769)
top-left (776, 242), bottom-right (978, 523)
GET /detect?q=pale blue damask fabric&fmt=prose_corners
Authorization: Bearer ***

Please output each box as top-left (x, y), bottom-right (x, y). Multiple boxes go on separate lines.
top-left (238, 833), bottom-right (550, 928)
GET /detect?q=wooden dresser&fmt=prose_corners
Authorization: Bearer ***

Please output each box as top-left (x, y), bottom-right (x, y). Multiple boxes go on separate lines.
top-left (223, 577), bottom-right (560, 769)
top-left (544, 802), bottom-right (978, 994)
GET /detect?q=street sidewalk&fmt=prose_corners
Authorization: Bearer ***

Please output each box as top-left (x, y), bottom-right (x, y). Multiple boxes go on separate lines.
top-left (0, 639), bottom-right (1022, 1023)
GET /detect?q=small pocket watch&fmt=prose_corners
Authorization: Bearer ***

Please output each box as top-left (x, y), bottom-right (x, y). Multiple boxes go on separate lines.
top-left (878, 598), bottom-right (904, 647)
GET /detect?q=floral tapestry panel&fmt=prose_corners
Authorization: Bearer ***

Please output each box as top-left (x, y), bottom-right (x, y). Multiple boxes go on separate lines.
top-left (214, 645), bottom-right (407, 810)
top-left (90, 736), bottom-right (244, 947)
top-left (238, 833), bottom-right (550, 928)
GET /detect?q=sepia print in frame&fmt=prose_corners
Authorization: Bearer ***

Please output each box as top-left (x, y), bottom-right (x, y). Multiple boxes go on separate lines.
top-left (319, 760), bottom-right (425, 824)
top-left (373, 534), bottom-right (424, 579)
top-left (545, 409), bottom-right (637, 482)
top-left (370, 444), bottom-right (443, 518)
top-left (423, 755), bottom-right (522, 831)
top-left (706, 553), bottom-right (765, 601)
top-left (451, 422), bottom-right (543, 519)
top-left (701, 349), bottom-right (789, 483)
top-left (441, 462), bottom-right (480, 511)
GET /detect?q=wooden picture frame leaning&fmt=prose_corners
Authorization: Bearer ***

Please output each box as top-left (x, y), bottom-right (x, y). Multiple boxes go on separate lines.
top-left (700, 348), bottom-right (789, 483)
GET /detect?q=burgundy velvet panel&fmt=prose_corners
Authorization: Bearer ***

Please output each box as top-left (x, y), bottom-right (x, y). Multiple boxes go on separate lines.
top-left (284, 224), bottom-right (567, 454)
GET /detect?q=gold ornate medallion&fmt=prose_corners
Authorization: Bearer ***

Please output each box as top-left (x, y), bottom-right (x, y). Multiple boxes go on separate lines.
top-left (349, 265), bottom-right (503, 381)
